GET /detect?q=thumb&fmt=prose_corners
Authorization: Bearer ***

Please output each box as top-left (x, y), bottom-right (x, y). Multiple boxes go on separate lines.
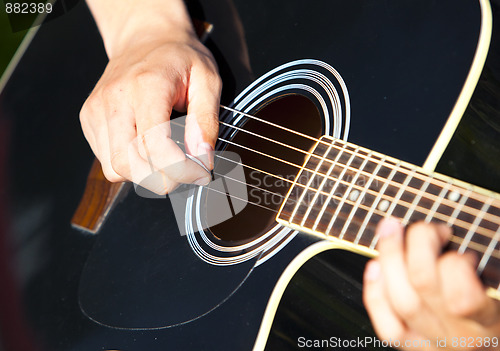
top-left (184, 64), bottom-right (222, 170)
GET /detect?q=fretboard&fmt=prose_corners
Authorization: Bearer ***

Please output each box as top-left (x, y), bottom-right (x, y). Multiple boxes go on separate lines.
top-left (276, 135), bottom-right (500, 296)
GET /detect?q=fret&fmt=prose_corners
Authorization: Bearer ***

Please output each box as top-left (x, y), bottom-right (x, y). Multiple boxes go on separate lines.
top-left (364, 161), bottom-right (401, 250)
top-left (385, 168), bottom-right (417, 224)
top-left (446, 190), bottom-right (471, 226)
top-left (458, 198), bottom-right (493, 254)
top-left (321, 148), bottom-right (361, 236)
top-left (461, 197), bottom-right (488, 226)
top-left (342, 208), bottom-right (384, 246)
top-left (289, 141), bottom-right (334, 225)
top-left (448, 199), bottom-right (500, 292)
top-left (305, 147), bottom-right (369, 236)
top-left (299, 143), bottom-right (351, 230)
top-left (402, 177), bottom-right (431, 223)
top-left (480, 241), bottom-right (500, 292)
top-left (431, 196), bottom-right (457, 223)
top-left (349, 156), bottom-right (385, 245)
top-left (311, 146), bottom-right (364, 231)
top-left (328, 146), bottom-right (363, 239)
top-left (477, 205), bottom-right (500, 238)
top-left (372, 164), bottom-right (400, 200)
top-left (440, 198), bottom-right (499, 260)
top-left (327, 158), bottom-right (363, 240)
top-left (303, 144), bottom-right (359, 230)
top-left (298, 143), bottom-right (337, 228)
top-left (477, 226), bottom-right (500, 275)
top-left (397, 176), bottom-right (424, 211)
top-left (338, 151), bottom-right (373, 240)
top-left (351, 156), bottom-right (385, 205)
top-left (425, 181), bottom-right (451, 222)
top-left (355, 213), bottom-right (385, 247)
top-left (276, 135), bottom-right (500, 297)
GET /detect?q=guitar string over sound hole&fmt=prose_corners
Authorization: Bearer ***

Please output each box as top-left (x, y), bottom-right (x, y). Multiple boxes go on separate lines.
top-left (207, 94), bottom-right (322, 242)
top-left (185, 59), bottom-right (351, 265)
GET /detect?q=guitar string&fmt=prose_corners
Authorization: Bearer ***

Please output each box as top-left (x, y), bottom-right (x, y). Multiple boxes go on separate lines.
top-left (221, 105), bottom-right (499, 211)
top-left (221, 105), bottom-right (500, 232)
top-left (172, 111), bottom-right (500, 246)
top-left (206, 174), bottom-right (493, 258)
top-left (200, 178), bottom-right (278, 213)
top-left (170, 133), bottom-right (500, 258)
top-left (169, 116), bottom-right (500, 243)
top-left (164, 111), bottom-right (500, 257)
top-left (217, 110), bottom-right (500, 260)
top-left (184, 144), bottom-right (496, 257)
top-left (220, 106), bottom-right (500, 223)
top-left (210, 171), bottom-right (496, 259)
top-left (217, 133), bottom-right (500, 250)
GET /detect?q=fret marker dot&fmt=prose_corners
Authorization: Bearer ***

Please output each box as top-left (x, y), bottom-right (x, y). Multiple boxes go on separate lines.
top-left (378, 200), bottom-right (390, 212)
top-left (349, 190), bottom-right (360, 202)
top-left (447, 190), bottom-right (460, 202)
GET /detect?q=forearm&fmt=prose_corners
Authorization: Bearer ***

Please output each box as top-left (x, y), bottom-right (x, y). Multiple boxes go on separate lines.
top-left (86, 0), bottom-right (195, 58)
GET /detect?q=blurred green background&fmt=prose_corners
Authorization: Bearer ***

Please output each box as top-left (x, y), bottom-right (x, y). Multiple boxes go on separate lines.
top-left (0, 8), bottom-right (29, 79)
top-left (1, 1), bottom-right (84, 80)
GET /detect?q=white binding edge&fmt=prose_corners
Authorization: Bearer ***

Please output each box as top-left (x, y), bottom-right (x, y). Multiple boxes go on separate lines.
top-left (253, 241), bottom-right (357, 351)
top-left (423, 0), bottom-right (492, 172)
top-left (0, 0), bottom-right (56, 94)
top-left (255, 3), bottom-right (495, 347)
top-left (253, 219), bottom-right (500, 351)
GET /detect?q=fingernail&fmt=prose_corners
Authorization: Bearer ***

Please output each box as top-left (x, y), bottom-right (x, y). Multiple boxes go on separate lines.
top-left (438, 222), bottom-right (453, 235)
top-left (462, 251), bottom-right (479, 267)
top-left (194, 176), bottom-right (211, 186)
top-left (197, 142), bottom-right (214, 169)
top-left (364, 260), bottom-right (381, 282)
top-left (377, 217), bottom-right (402, 238)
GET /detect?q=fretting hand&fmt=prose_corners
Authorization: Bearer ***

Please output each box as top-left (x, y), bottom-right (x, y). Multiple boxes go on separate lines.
top-left (363, 217), bottom-right (500, 350)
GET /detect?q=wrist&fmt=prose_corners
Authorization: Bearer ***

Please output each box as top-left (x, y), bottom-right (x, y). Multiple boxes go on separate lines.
top-left (110, 21), bottom-right (197, 59)
top-left (87, 0), bottom-right (196, 59)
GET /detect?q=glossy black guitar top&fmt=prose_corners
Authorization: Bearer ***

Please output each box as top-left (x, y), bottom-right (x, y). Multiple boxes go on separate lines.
top-left (1, 0), bottom-right (500, 350)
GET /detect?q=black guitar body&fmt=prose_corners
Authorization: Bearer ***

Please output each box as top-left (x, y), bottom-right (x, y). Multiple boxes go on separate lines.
top-left (2, 1), bottom-right (500, 350)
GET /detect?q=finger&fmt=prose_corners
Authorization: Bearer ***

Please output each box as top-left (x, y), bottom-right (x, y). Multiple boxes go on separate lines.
top-left (136, 121), bottom-right (212, 188)
top-left (81, 83), bottom-right (127, 183)
top-left (363, 259), bottom-right (409, 342)
top-left (79, 103), bottom-right (99, 159)
top-left (129, 136), bottom-right (179, 195)
top-left (106, 101), bottom-right (151, 183)
top-left (132, 75), bottom-right (211, 189)
top-left (132, 71), bottom-right (179, 138)
top-left (80, 97), bottom-right (125, 182)
top-left (406, 222), bottom-right (451, 308)
top-left (130, 125), bottom-right (212, 193)
top-left (376, 217), bottom-right (431, 331)
top-left (439, 251), bottom-right (500, 326)
top-left (184, 60), bottom-right (222, 170)
top-left (91, 112), bottom-right (125, 183)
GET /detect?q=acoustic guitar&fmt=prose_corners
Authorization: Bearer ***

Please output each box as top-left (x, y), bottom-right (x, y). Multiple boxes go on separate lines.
top-left (2, 0), bottom-right (500, 350)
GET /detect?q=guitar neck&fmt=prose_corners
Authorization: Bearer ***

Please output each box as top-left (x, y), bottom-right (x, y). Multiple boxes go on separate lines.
top-left (276, 135), bottom-right (500, 295)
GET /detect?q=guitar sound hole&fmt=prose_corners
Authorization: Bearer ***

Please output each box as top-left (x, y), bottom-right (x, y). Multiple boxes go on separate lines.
top-left (207, 94), bottom-right (323, 243)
